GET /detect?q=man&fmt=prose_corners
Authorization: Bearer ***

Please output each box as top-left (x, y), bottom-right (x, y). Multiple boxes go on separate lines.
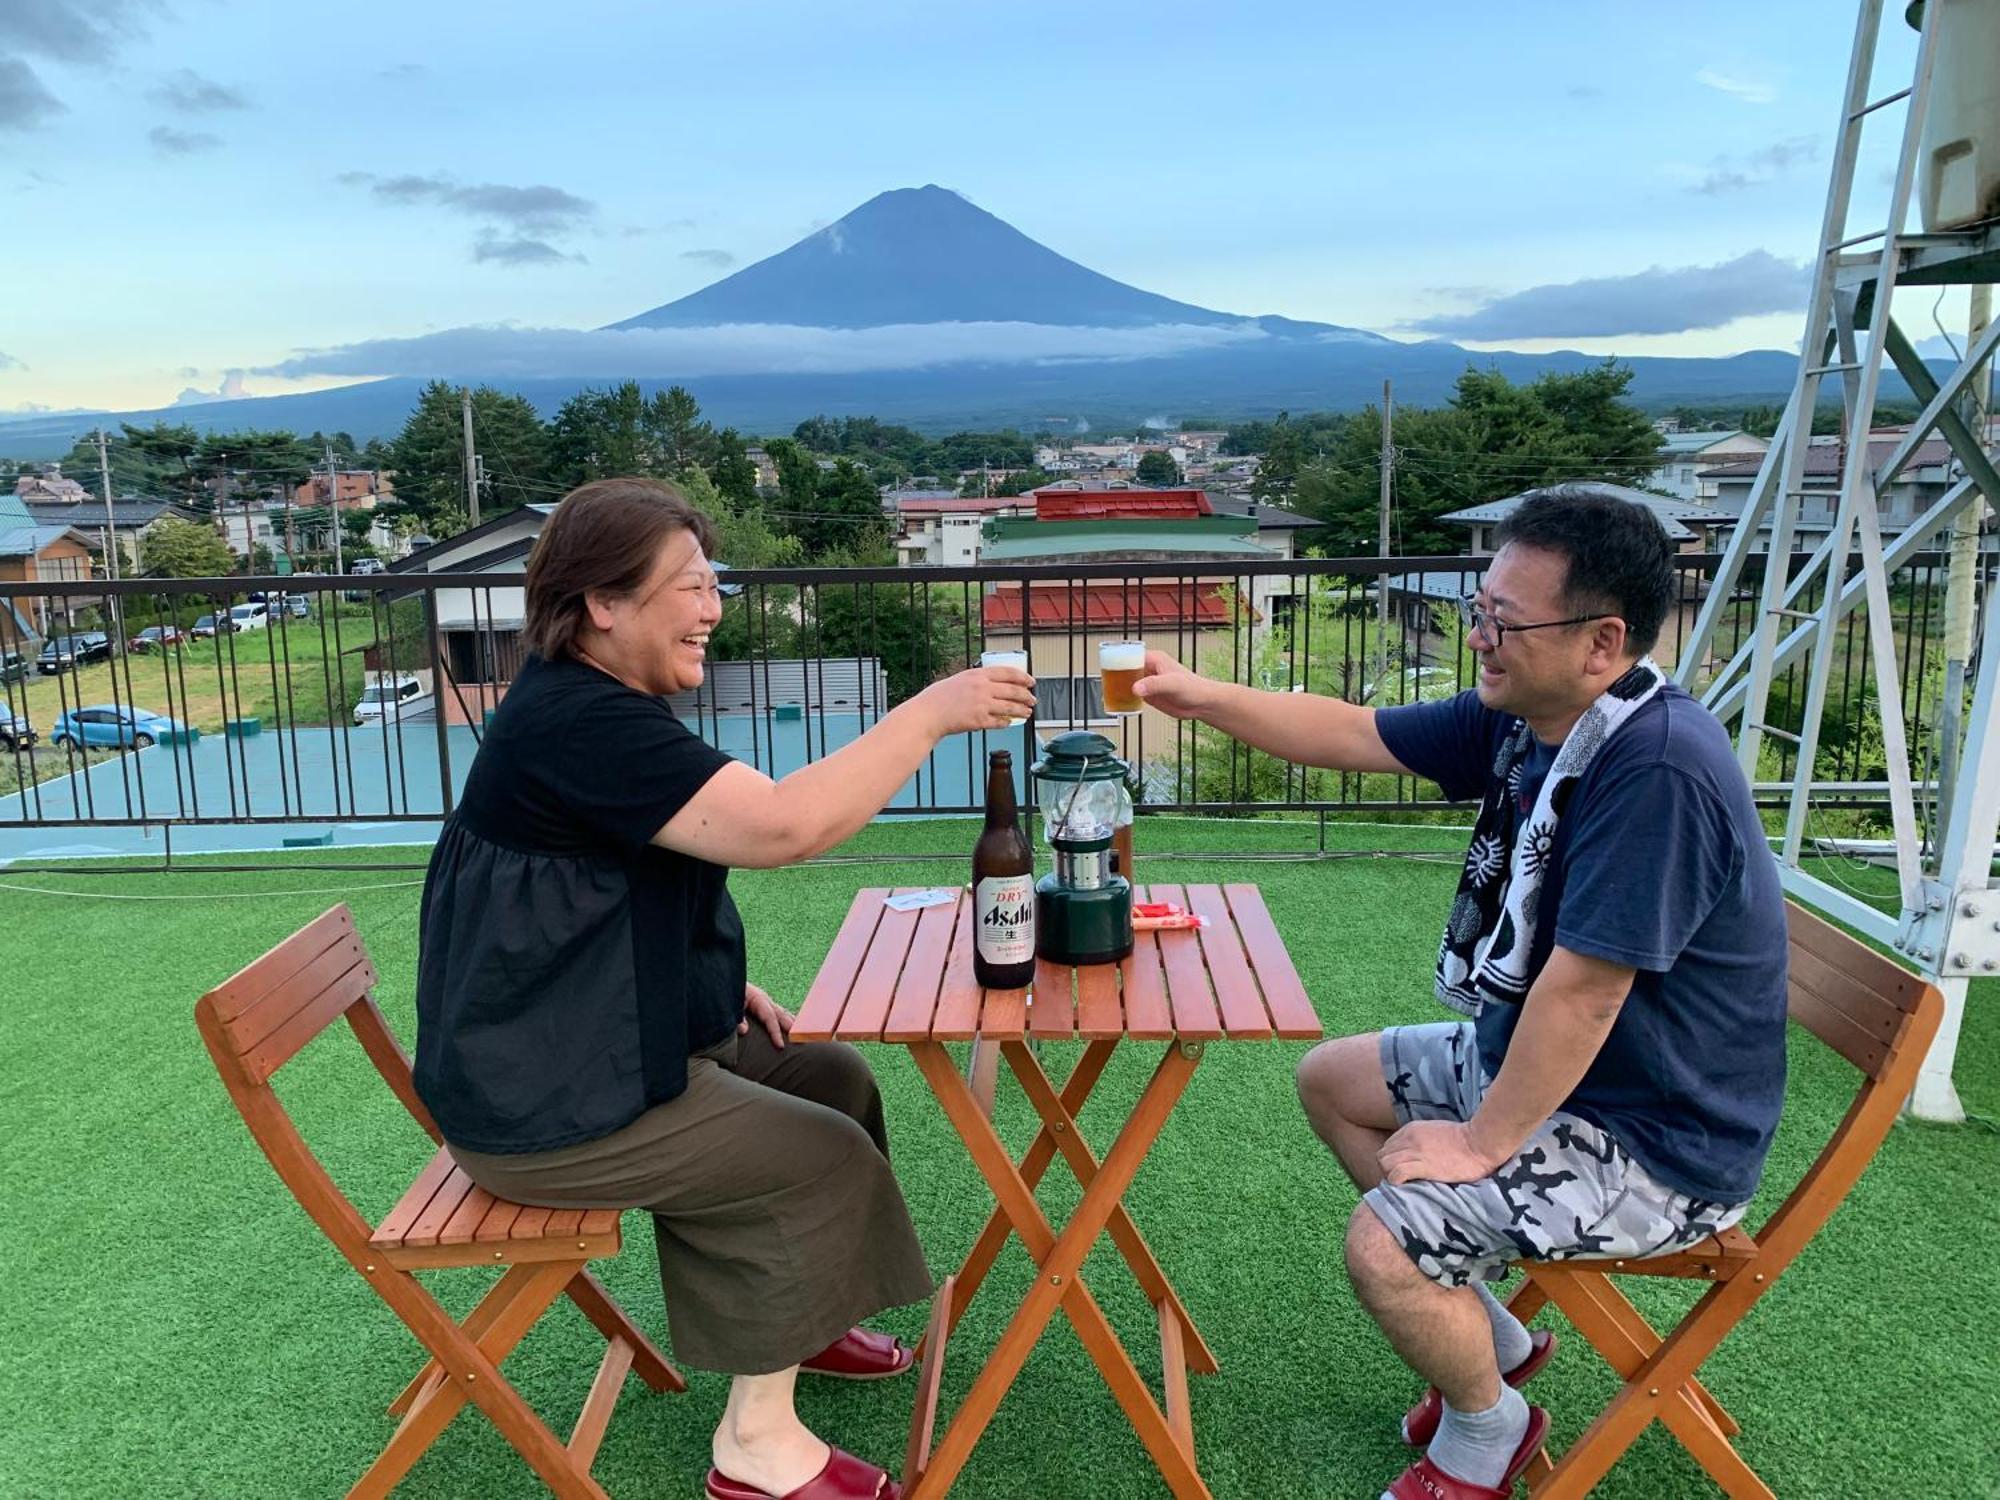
top-left (1132, 486), bottom-right (1787, 1500)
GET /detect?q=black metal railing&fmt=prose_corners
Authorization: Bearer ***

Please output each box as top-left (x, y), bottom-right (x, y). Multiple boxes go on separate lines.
top-left (0, 551), bottom-right (1984, 857)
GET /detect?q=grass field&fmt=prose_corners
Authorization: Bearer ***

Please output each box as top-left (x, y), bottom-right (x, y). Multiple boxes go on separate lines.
top-left (2, 818), bottom-right (1995, 1499)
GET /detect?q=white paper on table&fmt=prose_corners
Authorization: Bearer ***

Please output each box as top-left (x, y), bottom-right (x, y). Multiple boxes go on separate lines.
top-left (883, 888), bottom-right (957, 911)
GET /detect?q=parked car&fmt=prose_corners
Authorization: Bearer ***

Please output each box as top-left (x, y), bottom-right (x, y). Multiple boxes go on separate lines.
top-left (353, 674), bottom-right (433, 726)
top-left (37, 632), bottom-right (113, 674)
top-left (190, 614), bottom-right (220, 640)
top-left (228, 602), bottom-right (270, 632)
top-left (50, 704), bottom-right (188, 750)
top-left (127, 625), bottom-right (187, 653)
top-left (0, 707), bottom-right (35, 752)
top-left (280, 592), bottom-right (310, 619)
top-left (344, 557), bottom-right (386, 602)
top-left (1, 650), bottom-right (29, 684)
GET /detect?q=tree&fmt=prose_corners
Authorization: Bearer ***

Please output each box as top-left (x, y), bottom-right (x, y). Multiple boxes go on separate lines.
top-left (139, 516), bottom-right (236, 578)
top-left (708, 427), bottom-right (759, 507)
top-left (390, 381), bottom-right (551, 525)
top-left (1135, 450), bottom-right (1182, 486)
top-left (1252, 411), bottom-right (1306, 502)
top-left (650, 385), bottom-right (715, 475)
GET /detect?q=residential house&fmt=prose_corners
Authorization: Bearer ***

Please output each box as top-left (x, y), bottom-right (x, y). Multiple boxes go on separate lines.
top-left (1698, 431), bottom-right (1994, 555)
top-left (890, 494), bottom-right (1034, 566)
top-left (1438, 482), bottom-right (1722, 555)
top-left (14, 467), bottom-right (91, 505)
top-left (382, 505), bottom-right (554, 723)
top-left (292, 468), bottom-right (402, 555)
top-left (23, 495), bottom-right (206, 575)
top-left (0, 490), bottom-right (99, 637)
top-left (1648, 429), bottom-right (1769, 501)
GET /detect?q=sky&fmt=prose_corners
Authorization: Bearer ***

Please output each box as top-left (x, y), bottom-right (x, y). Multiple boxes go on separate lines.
top-left (0, 0), bottom-right (1964, 414)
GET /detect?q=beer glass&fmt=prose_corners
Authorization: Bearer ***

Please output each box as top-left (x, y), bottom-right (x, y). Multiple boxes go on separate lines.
top-left (980, 649), bottom-right (1031, 722)
top-left (1099, 640), bottom-right (1145, 715)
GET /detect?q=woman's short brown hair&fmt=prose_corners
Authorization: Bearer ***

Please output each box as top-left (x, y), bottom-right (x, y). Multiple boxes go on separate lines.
top-left (522, 477), bottom-right (720, 661)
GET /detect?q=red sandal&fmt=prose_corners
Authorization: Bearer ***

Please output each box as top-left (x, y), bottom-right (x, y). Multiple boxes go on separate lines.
top-left (799, 1326), bottom-right (914, 1381)
top-left (1402, 1330), bottom-right (1556, 1446)
top-left (1381, 1405), bottom-right (1550, 1500)
top-left (705, 1447), bottom-right (899, 1500)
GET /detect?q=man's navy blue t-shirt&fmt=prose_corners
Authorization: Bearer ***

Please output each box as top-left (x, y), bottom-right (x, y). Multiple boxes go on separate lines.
top-left (1376, 682), bottom-right (1788, 1204)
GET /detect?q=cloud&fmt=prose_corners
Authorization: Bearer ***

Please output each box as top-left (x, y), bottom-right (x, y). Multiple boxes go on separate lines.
top-left (148, 124), bottom-right (221, 155)
top-left (0, 58), bottom-right (67, 131)
top-left (257, 319), bottom-right (1270, 382)
top-left (345, 171), bottom-right (595, 234)
top-left (1690, 134), bottom-right (1817, 195)
top-left (378, 62), bottom-right (426, 80)
top-left (0, 0), bottom-right (150, 64)
top-left (1696, 68), bottom-right (1775, 105)
top-left (622, 218), bottom-right (697, 237)
top-left (1403, 250), bottom-right (1807, 340)
top-left (679, 248), bottom-right (735, 269)
top-left (173, 369), bottom-right (249, 406)
top-left (0, 350), bottom-right (24, 370)
top-left (150, 68), bottom-right (249, 113)
top-left (1566, 84), bottom-right (1602, 100)
top-left (0, 2), bottom-right (153, 132)
top-left (471, 235), bottom-right (582, 267)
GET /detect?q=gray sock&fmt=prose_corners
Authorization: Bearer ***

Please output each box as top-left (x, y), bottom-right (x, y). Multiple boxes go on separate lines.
top-left (1474, 1280), bottom-right (1535, 1375)
top-left (1428, 1383), bottom-right (1530, 1489)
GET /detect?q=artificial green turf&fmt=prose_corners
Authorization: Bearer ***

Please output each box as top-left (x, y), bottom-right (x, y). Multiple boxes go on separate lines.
top-left (2, 819), bottom-right (1995, 1499)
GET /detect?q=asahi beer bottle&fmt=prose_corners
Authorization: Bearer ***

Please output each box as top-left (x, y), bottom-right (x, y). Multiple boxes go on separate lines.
top-left (972, 750), bottom-right (1036, 988)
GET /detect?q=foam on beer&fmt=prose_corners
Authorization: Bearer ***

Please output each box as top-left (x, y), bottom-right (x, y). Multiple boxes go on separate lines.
top-left (1099, 640), bottom-right (1145, 670)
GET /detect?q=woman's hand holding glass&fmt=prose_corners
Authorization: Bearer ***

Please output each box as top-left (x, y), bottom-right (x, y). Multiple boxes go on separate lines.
top-left (916, 664), bottom-right (1037, 737)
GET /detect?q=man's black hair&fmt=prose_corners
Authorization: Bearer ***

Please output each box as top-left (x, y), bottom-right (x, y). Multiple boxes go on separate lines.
top-left (1490, 484), bottom-right (1675, 655)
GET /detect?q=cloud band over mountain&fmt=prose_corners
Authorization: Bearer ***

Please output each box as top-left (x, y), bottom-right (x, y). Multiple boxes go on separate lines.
top-left (1406, 251), bottom-right (1807, 340)
top-left (256, 320), bottom-right (1272, 381)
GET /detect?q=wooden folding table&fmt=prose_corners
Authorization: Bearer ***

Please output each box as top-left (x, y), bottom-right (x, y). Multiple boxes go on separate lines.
top-left (791, 882), bottom-right (1319, 1500)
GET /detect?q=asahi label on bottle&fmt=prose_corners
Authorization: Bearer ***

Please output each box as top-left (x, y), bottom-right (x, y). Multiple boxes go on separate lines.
top-left (974, 875), bottom-right (1035, 963)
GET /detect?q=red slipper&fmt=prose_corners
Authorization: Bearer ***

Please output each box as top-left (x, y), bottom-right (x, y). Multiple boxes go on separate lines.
top-left (705, 1447), bottom-right (899, 1500)
top-left (799, 1326), bottom-right (914, 1381)
top-left (1381, 1404), bottom-right (1550, 1500)
top-left (1401, 1330), bottom-right (1556, 1446)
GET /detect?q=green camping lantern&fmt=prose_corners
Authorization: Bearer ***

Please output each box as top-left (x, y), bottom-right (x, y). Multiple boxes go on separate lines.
top-left (1031, 731), bottom-right (1134, 966)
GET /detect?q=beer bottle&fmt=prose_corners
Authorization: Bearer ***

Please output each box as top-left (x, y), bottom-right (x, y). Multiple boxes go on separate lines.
top-left (972, 750), bottom-right (1036, 988)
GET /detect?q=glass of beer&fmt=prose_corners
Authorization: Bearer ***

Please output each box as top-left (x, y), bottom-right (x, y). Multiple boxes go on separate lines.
top-left (980, 649), bottom-right (1031, 722)
top-left (1100, 639), bottom-right (1145, 715)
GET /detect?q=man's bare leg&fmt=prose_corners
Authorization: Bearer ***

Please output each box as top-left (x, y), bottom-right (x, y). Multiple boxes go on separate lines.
top-left (1295, 1032), bottom-right (1397, 1190)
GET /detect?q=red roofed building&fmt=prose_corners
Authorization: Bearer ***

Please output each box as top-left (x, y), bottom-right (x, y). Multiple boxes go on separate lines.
top-left (1031, 488), bottom-right (1213, 521)
top-left (981, 580), bottom-right (1237, 633)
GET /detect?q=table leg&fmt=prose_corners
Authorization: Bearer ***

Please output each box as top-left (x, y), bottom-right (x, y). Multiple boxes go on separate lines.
top-left (940, 1040), bottom-right (1112, 1338)
top-left (999, 1040), bottom-right (1217, 1375)
top-left (907, 1040), bottom-right (1211, 1500)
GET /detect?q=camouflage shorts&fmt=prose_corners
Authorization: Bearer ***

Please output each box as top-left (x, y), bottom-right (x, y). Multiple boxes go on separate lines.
top-left (1362, 1021), bottom-right (1747, 1288)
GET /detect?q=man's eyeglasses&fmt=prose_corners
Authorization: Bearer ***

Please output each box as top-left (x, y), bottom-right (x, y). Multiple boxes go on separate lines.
top-left (1457, 594), bottom-right (1611, 649)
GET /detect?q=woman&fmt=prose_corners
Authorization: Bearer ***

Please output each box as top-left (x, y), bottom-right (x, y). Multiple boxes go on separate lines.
top-left (414, 477), bottom-right (1035, 1500)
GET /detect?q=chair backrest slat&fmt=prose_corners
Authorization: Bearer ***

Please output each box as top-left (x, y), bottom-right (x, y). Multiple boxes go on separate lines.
top-left (1785, 906), bottom-right (1930, 1081)
top-left (1756, 900), bottom-right (1945, 1271)
top-left (199, 905), bottom-right (382, 1086)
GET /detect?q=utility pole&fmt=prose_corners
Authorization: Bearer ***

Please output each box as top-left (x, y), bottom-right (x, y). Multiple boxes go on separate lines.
top-left (94, 426), bottom-right (118, 582)
top-left (1375, 379), bottom-right (1394, 690)
top-left (325, 440), bottom-right (344, 579)
top-left (461, 388), bottom-right (481, 527)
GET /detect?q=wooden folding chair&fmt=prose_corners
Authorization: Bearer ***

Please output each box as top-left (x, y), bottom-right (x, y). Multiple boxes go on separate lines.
top-left (195, 904), bottom-right (686, 1499)
top-left (1510, 899), bottom-right (1945, 1499)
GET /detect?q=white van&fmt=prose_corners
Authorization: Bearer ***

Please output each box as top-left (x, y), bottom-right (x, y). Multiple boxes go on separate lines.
top-left (228, 602), bottom-right (270, 632)
top-left (353, 673), bottom-right (434, 726)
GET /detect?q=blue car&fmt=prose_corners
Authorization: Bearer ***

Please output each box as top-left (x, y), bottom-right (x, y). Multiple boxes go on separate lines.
top-left (50, 704), bottom-right (190, 750)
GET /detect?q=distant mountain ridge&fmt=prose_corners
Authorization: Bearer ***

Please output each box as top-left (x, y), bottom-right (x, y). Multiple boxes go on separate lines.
top-left (0, 184), bottom-right (1898, 460)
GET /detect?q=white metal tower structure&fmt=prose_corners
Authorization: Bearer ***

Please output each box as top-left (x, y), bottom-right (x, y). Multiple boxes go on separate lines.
top-left (1678, 0), bottom-right (1999, 1121)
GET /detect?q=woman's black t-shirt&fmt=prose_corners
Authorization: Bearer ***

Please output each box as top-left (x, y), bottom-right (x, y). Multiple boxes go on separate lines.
top-left (414, 653), bottom-right (744, 1154)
